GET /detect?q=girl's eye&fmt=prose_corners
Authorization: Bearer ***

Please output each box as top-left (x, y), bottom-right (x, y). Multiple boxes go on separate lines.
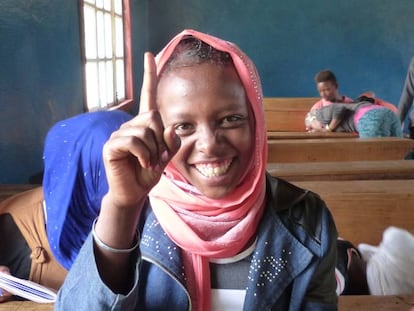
top-left (174, 123), bottom-right (194, 136)
top-left (225, 115), bottom-right (241, 122)
top-left (221, 115), bottom-right (246, 127)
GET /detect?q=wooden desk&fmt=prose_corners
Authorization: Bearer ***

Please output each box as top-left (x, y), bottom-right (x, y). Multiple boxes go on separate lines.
top-left (267, 131), bottom-right (357, 140)
top-left (267, 160), bottom-right (414, 181)
top-left (1, 295), bottom-right (413, 310)
top-left (0, 301), bottom-right (53, 310)
top-left (264, 97), bottom-right (319, 132)
top-left (267, 137), bottom-right (414, 163)
top-left (294, 179), bottom-right (414, 245)
top-left (338, 294), bottom-right (414, 310)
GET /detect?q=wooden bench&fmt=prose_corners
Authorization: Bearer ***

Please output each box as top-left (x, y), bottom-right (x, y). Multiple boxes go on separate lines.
top-left (293, 179), bottom-right (414, 246)
top-left (263, 97), bottom-right (358, 138)
top-left (267, 137), bottom-right (414, 163)
top-left (1, 180), bottom-right (413, 310)
top-left (267, 159), bottom-right (414, 181)
top-left (339, 294), bottom-right (414, 310)
top-left (0, 301), bottom-right (53, 311)
top-left (1, 295), bottom-right (413, 311)
top-left (264, 97), bottom-right (319, 132)
top-left (3, 178), bottom-right (414, 246)
top-left (267, 131), bottom-right (357, 140)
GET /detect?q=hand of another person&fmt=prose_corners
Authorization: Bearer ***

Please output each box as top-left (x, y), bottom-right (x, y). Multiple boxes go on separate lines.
top-left (307, 119), bottom-right (325, 133)
top-left (0, 266), bottom-right (13, 303)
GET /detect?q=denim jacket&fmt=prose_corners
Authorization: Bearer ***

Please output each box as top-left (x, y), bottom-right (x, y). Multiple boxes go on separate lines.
top-left (55, 175), bottom-right (338, 311)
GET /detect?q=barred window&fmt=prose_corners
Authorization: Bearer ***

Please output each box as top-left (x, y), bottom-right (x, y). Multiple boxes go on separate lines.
top-left (80, 0), bottom-right (133, 111)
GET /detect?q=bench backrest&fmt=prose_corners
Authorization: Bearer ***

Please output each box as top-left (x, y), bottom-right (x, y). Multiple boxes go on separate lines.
top-left (267, 137), bottom-right (414, 162)
top-left (263, 97), bottom-right (318, 132)
top-left (294, 179), bottom-right (414, 246)
top-left (267, 160), bottom-right (414, 181)
top-left (2, 179), bottom-right (412, 247)
top-left (267, 131), bottom-right (357, 140)
top-left (338, 294), bottom-right (414, 310)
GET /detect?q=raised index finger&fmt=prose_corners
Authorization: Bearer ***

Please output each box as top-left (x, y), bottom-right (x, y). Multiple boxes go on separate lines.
top-left (139, 52), bottom-right (158, 114)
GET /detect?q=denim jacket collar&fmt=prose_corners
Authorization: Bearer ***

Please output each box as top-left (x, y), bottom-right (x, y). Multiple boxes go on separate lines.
top-left (140, 177), bottom-right (316, 309)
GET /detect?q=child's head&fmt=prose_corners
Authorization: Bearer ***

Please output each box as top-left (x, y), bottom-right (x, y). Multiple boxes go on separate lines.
top-left (156, 37), bottom-right (253, 198)
top-left (161, 37), bottom-right (233, 72)
top-left (314, 70), bottom-right (340, 101)
top-left (151, 30), bottom-right (267, 199)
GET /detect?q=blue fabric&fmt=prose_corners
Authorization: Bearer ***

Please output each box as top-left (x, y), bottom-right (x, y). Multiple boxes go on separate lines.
top-left (43, 110), bottom-right (132, 270)
top-left (357, 108), bottom-right (402, 138)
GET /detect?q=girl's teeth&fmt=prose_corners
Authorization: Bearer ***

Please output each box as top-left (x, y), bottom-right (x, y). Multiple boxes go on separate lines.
top-left (196, 161), bottom-right (231, 177)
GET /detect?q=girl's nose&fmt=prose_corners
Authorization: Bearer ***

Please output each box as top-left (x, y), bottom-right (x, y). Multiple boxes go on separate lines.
top-left (196, 126), bottom-right (219, 154)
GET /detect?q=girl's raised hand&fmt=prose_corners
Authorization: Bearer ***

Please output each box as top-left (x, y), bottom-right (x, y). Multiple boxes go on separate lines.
top-left (102, 52), bottom-right (180, 210)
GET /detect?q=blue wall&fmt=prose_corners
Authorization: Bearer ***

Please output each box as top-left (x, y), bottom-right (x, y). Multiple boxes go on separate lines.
top-left (0, 0), bottom-right (146, 183)
top-left (0, 0), bottom-right (83, 183)
top-left (146, 0), bottom-right (414, 101)
top-left (1, 0), bottom-right (414, 183)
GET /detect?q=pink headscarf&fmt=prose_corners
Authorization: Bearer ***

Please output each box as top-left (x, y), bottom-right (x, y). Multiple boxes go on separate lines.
top-left (149, 29), bottom-right (268, 311)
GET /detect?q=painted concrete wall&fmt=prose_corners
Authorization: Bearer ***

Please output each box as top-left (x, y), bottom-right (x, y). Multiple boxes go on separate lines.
top-left (0, 0), bottom-right (83, 183)
top-left (0, 0), bottom-right (146, 183)
top-left (1, 0), bottom-right (414, 183)
top-left (146, 0), bottom-right (414, 101)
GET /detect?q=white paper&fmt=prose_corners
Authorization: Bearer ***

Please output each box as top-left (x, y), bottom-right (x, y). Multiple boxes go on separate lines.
top-left (0, 272), bottom-right (56, 303)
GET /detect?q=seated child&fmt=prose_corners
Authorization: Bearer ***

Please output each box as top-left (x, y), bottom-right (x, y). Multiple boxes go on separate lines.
top-left (0, 110), bottom-right (132, 295)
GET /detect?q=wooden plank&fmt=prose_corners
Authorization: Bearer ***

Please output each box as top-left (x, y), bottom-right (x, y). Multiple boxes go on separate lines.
top-left (0, 301), bottom-right (53, 311)
top-left (338, 294), bottom-right (414, 311)
top-left (267, 160), bottom-right (414, 181)
top-left (263, 97), bottom-right (318, 132)
top-left (0, 294), bottom-right (412, 310)
top-left (263, 97), bottom-right (320, 109)
top-left (0, 295), bottom-right (414, 311)
top-left (293, 179), bottom-right (414, 245)
top-left (267, 137), bottom-right (414, 163)
top-left (267, 131), bottom-right (357, 140)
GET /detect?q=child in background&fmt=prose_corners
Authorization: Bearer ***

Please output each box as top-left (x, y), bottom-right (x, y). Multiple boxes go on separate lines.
top-left (310, 69), bottom-right (354, 111)
top-left (0, 110), bottom-right (132, 293)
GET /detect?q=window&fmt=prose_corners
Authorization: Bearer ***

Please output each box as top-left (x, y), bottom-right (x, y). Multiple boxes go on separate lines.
top-left (80, 0), bottom-right (133, 111)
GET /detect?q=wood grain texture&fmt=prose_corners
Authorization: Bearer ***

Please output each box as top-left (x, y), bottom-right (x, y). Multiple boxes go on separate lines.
top-left (267, 137), bottom-right (414, 163)
top-left (267, 160), bottom-right (414, 181)
top-left (293, 179), bottom-right (414, 245)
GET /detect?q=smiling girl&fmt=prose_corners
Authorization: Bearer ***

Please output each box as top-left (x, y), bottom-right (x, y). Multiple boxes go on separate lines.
top-left (56, 29), bottom-right (338, 311)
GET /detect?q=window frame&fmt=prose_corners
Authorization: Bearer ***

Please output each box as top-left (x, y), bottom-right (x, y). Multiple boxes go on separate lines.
top-left (78, 0), bottom-right (134, 112)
